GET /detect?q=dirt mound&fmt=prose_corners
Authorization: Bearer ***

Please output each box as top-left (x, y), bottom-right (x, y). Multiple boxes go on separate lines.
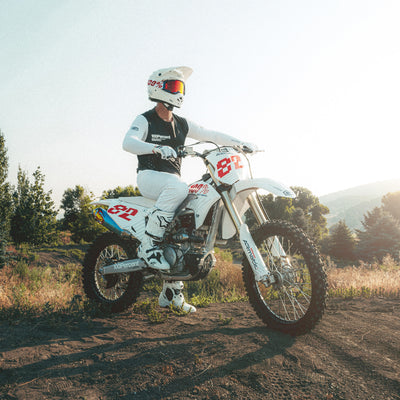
top-left (1, 298), bottom-right (399, 399)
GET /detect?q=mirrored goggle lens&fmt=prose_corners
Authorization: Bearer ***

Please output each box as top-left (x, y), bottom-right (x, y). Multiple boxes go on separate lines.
top-left (163, 80), bottom-right (185, 94)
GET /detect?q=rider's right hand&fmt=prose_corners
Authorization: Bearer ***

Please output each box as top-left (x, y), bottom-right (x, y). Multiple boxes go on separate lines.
top-left (152, 145), bottom-right (177, 159)
top-left (241, 142), bottom-right (258, 153)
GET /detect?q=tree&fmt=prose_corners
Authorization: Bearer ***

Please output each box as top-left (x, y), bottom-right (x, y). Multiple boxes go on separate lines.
top-left (245, 187), bottom-right (329, 243)
top-left (326, 220), bottom-right (356, 261)
top-left (102, 185), bottom-right (141, 199)
top-left (11, 167), bottom-right (57, 245)
top-left (0, 130), bottom-right (13, 266)
top-left (382, 191), bottom-right (400, 221)
top-left (359, 207), bottom-right (382, 229)
top-left (291, 187), bottom-right (329, 242)
top-left (60, 185), bottom-right (105, 243)
top-left (249, 193), bottom-right (295, 222)
top-left (356, 207), bottom-right (400, 261)
top-left (290, 207), bottom-right (308, 232)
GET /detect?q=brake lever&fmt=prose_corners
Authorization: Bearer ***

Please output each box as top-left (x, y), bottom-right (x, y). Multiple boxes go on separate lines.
top-left (177, 146), bottom-right (197, 158)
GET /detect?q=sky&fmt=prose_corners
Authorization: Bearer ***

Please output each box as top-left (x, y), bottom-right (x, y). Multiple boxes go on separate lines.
top-left (1, 0), bottom-right (399, 209)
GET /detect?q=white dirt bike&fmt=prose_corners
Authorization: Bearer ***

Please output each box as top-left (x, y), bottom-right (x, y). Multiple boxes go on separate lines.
top-left (83, 143), bottom-right (327, 335)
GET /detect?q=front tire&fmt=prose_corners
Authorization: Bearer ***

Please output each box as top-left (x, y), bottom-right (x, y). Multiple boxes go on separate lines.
top-left (83, 232), bottom-right (143, 313)
top-left (242, 220), bottom-right (327, 335)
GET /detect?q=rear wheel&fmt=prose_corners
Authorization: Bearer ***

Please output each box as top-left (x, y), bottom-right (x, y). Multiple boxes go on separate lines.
top-left (242, 220), bottom-right (327, 335)
top-left (83, 232), bottom-right (143, 313)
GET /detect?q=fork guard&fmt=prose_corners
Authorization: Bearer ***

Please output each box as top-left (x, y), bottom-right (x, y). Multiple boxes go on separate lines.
top-left (239, 224), bottom-right (275, 284)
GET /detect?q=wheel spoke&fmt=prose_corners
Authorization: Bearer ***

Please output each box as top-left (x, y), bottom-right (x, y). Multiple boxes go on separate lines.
top-left (288, 287), bottom-right (307, 315)
top-left (94, 244), bottom-right (129, 301)
top-left (278, 291), bottom-right (291, 320)
top-left (284, 287), bottom-right (301, 320)
top-left (255, 233), bottom-right (315, 322)
top-left (293, 284), bottom-right (311, 302)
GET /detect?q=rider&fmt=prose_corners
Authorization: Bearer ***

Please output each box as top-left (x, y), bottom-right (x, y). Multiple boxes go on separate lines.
top-left (122, 66), bottom-right (256, 312)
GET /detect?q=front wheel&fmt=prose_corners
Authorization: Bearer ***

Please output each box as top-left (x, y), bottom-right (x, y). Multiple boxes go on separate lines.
top-left (82, 232), bottom-right (143, 313)
top-left (242, 220), bottom-right (327, 335)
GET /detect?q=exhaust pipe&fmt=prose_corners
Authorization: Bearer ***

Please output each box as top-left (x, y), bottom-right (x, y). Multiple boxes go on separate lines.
top-left (99, 258), bottom-right (146, 275)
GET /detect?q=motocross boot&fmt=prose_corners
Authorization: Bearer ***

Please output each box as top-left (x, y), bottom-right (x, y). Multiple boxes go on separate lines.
top-left (138, 208), bottom-right (173, 271)
top-left (159, 281), bottom-right (197, 313)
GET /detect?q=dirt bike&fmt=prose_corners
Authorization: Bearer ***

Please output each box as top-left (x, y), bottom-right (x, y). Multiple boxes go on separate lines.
top-left (83, 143), bottom-right (327, 335)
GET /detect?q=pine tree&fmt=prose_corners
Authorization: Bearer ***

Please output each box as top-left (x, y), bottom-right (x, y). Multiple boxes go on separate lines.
top-left (382, 191), bottom-right (400, 221)
top-left (328, 220), bottom-right (356, 261)
top-left (0, 130), bottom-right (13, 266)
top-left (356, 208), bottom-right (400, 261)
top-left (11, 167), bottom-right (57, 245)
top-left (10, 168), bottom-right (31, 244)
top-left (60, 185), bottom-right (104, 243)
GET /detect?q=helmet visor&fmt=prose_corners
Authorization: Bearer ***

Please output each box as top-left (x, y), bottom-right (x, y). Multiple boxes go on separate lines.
top-left (163, 80), bottom-right (185, 95)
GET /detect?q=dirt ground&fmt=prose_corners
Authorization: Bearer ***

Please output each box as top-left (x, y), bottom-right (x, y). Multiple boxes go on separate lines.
top-left (1, 297), bottom-right (399, 400)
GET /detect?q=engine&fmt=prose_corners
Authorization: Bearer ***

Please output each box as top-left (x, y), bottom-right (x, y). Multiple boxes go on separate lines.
top-left (162, 209), bottom-right (215, 280)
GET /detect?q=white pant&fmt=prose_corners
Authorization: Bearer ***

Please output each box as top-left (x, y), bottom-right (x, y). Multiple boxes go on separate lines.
top-left (137, 170), bottom-right (189, 213)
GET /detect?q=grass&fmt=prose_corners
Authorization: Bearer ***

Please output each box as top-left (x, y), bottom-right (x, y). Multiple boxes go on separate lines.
top-left (0, 247), bottom-right (248, 323)
top-left (0, 262), bottom-right (99, 324)
top-left (132, 298), bottom-right (168, 323)
top-left (0, 243), bottom-right (93, 322)
top-left (1, 246), bottom-right (400, 323)
top-left (326, 255), bottom-right (400, 299)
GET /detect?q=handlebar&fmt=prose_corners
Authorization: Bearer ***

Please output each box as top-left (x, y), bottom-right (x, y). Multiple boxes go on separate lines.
top-left (176, 146), bottom-right (201, 158)
top-left (176, 143), bottom-right (263, 159)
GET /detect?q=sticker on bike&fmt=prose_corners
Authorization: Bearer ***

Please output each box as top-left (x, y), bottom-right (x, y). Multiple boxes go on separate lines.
top-left (217, 155), bottom-right (243, 178)
top-left (108, 204), bottom-right (139, 221)
top-left (189, 183), bottom-right (210, 195)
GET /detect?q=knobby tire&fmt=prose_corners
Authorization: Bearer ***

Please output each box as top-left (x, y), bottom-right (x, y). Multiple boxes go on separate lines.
top-left (242, 220), bottom-right (327, 335)
top-left (82, 232), bottom-right (143, 313)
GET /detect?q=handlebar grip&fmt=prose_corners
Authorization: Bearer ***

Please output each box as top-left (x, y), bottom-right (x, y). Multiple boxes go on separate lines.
top-left (176, 146), bottom-right (185, 158)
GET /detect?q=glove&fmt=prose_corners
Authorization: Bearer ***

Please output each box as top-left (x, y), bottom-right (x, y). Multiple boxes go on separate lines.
top-left (241, 142), bottom-right (258, 153)
top-left (152, 145), bottom-right (177, 160)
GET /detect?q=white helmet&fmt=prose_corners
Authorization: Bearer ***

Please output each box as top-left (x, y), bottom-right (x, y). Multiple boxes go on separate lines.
top-left (147, 66), bottom-right (193, 109)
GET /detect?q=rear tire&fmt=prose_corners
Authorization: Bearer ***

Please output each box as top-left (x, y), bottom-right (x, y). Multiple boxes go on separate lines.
top-left (83, 232), bottom-right (143, 313)
top-left (242, 220), bottom-right (327, 335)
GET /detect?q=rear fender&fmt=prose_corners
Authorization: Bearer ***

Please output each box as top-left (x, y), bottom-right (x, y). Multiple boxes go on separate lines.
top-left (91, 197), bottom-right (150, 240)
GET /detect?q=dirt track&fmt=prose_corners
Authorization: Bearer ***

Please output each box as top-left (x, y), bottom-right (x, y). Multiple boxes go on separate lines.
top-left (1, 297), bottom-right (400, 400)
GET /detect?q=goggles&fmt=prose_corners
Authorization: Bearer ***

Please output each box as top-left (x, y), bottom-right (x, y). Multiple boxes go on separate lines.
top-left (162, 80), bottom-right (185, 95)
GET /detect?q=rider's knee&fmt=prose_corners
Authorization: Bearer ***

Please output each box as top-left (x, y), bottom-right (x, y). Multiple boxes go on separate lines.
top-left (176, 182), bottom-right (189, 201)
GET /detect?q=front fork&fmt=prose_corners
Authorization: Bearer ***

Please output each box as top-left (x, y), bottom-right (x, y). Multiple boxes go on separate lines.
top-left (219, 191), bottom-right (276, 284)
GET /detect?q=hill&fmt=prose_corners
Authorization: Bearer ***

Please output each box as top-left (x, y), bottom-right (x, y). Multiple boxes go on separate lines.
top-left (319, 179), bottom-right (400, 230)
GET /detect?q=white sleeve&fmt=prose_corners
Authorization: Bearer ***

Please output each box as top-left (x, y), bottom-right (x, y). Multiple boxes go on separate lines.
top-left (187, 120), bottom-right (243, 146)
top-left (122, 115), bottom-right (156, 155)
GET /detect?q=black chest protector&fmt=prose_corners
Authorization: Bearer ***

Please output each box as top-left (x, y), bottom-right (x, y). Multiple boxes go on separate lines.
top-left (137, 108), bottom-right (189, 176)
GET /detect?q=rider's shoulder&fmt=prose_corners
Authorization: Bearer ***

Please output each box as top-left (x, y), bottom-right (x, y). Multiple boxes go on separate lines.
top-left (141, 108), bottom-right (157, 120)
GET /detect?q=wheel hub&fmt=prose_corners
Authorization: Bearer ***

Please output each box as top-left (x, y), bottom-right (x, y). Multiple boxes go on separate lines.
top-left (272, 261), bottom-right (296, 289)
top-left (104, 274), bottom-right (118, 288)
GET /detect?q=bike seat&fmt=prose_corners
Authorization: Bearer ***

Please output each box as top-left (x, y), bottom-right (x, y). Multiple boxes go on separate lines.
top-left (118, 196), bottom-right (156, 208)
